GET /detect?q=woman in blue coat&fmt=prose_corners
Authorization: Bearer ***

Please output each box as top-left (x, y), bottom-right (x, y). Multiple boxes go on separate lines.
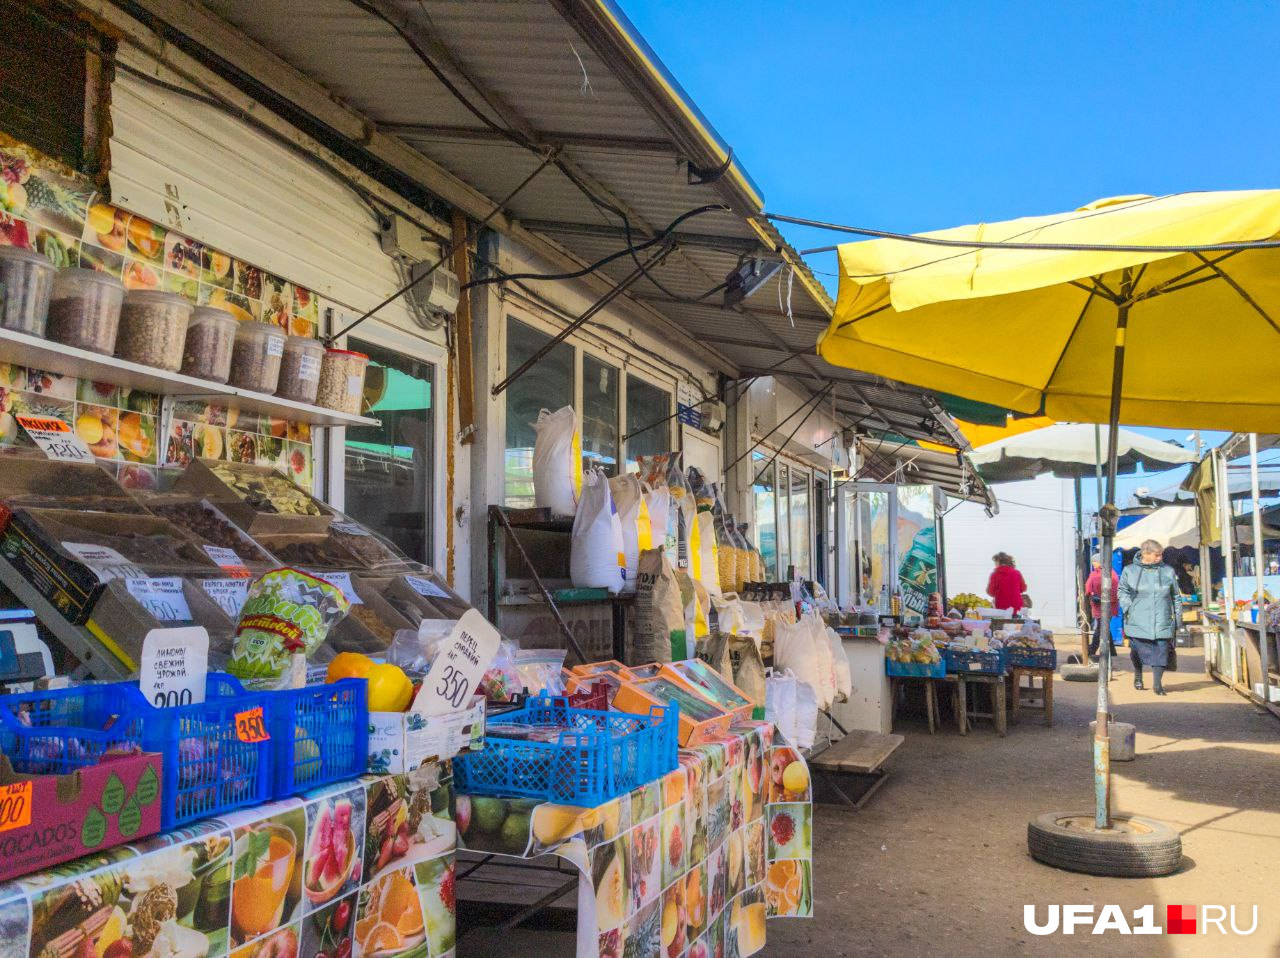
top-left (1118, 538), bottom-right (1182, 695)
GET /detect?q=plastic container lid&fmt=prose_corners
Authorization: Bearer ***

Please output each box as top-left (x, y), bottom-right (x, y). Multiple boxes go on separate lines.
top-left (189, 305), bottom-right (238, 327)
top-left (285, 334), bottom-right (324, 352)
top-left (52, 266), bottom-right (124, 292)
top-left (236, 319), bottom-right (285, 338)
top-left (123, 288), bottom-right (193, 310)
top-left (324, 348), bottom-right (369, 360)
top-left (0, 246), bottom-right (53, 268)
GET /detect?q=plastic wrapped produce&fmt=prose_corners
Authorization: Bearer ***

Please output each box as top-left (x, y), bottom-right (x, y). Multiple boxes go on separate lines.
top-left (116, 290), bottom-right (193, 371)
top-left (0, 246), bottom-right (54, 335)
top-left (275, 335), bottom-right (324, 403)
top-left (228, 568), bottom-right (351, 684)
top-left (228, 320), bottom-right (286, 393)
top-left (47, 267), bottom-right (123, 353)
top-left (180, 306), bottom-right (237, 382)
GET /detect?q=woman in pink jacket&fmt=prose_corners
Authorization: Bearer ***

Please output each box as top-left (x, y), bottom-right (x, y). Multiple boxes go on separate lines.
top-left (986, 552), bottom-right (1027, 614)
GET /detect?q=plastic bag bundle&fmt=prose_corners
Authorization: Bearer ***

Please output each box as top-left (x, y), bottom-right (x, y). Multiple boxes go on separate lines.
top-left (570, 468), bottom-right (625, 591)
top-left (765, 669), bottom-right (817, 748)
top-left (774, 614), bottom-right (833, 710)
top-left (825, 626), bottom-right (853, 703)
top-left (514, 647), bottom-right (567, 695)
top-left (532, 406), bottom-right (581, 516)
top-left (609, 473), bottom-right (650, 594)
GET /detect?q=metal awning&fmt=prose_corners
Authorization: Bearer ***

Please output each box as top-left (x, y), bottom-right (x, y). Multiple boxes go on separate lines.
top-left (857, 439), bottom-right (997, 508)
top-left (128, 0), bottom-right (964, 444)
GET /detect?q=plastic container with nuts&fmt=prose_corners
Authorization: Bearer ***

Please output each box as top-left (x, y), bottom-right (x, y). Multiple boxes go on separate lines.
top-left (275, 335), bottom-right (325, 404)
top-left (228, 320), bottom-right (286, 393)
top-left (180, 306), bottom-right (238, 383)
top-left (316, 349), bottom-right (369, 415)
top-left (47, 267), bottom-right (124, 354)
top-left (115, 290), bottom-right (193, 371)
top-left (0, 246), bottom-right (55, 336)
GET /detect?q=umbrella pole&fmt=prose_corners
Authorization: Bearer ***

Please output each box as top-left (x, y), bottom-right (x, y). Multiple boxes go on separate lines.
top-left (1095, 300), bottom-right (1131, 830)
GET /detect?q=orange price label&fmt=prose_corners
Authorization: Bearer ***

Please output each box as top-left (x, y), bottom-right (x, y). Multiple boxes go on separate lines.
top-left (0, 781), bottom-right (32, 833)
top-left (235, 706), bottom-right (270, 743)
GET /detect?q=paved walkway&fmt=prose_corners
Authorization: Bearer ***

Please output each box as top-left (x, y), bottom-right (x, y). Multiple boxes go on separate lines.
top-left (763, 648), bottom-right (1280, 957)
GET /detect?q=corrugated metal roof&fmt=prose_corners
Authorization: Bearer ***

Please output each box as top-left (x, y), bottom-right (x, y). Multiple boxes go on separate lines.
top-left (153, 0), bottom-right (962, 447)
top-left (859, 439), bottom-right (997, 508)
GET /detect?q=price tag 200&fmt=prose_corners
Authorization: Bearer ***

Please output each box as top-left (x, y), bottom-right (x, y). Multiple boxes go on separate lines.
top-left (235, 706), bottom-right (270, 743)
top-left (0, 781), bottom-right (32, 833)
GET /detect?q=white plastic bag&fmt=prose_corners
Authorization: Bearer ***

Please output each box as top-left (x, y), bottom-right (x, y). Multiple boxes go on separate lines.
top-left (532, 406), bottom-right (581, 516)
top-left (806, 613), bottom-right (837, 709)
top-left (774, 616), bottom-right (829, 710)
top-left (792, 676), bottom-right (818, 748)
top-left (608, 474), bottom-right (650, 594)
top-left (570, 468), bottom-right (624, 592)
top-left (764, 669), bottom-right (798, 745)
top-left (826, 626), bottom-right (853, 703)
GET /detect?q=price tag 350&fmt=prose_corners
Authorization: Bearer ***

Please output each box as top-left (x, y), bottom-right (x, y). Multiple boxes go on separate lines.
top-left (235, 706), bottom-right (270, 743)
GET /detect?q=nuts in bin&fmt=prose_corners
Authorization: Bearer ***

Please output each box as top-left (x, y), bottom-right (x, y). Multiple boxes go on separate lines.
top-left (209, 461), bottom-right (322, 515)
top-left (152, 501), bottom-right (273, 564)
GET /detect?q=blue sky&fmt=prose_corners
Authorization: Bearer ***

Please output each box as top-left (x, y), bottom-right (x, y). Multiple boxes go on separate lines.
top-left (622, 0), bottom-right (1279, 507)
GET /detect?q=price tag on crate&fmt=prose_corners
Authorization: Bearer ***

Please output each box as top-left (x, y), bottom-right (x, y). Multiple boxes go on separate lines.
top-left (126, 577), bottom-right (193, 623)
top-left (200, 578), bottom-right (250, 618)
top-left (139, 627), bottom-right (208, 708)
top-left (404, 574), bottom-right (450, 600)
top-left (0, 781), bottom-right (32, 833)
top-left (15, 415), bottom-right (94, 464)
top-left (412, 608), bottom-right (500, 716)
top-left (202, 546), bottom-right (251, 578)
top-left (235, 706), bottom-right (270, 743)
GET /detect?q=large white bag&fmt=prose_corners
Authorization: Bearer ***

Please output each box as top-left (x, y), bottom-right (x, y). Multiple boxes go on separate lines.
top-left (570, 468), bottom-right (624, 592)
top-left (826, 626), bottom-right (853, 703)
top-left (805, 613), bottom-right (837, 709)
top-left (695, 511), bottom-right (722, 598)
top-left (608, 474), bottom-right (650, 594)
top-left (765, 668), bottom-right (817, 749)
top-left (774, 616), bottom-right (830, 710)
top-left (532, 406), bottom-right (581, 516)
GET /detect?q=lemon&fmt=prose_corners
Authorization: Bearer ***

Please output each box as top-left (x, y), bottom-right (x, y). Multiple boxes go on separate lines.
top-left (95, 906), bottom-right (127, 957)
top-left (366, 662), bottom-right (413, 712)
top-left (782, 761), bottom-right (809, 794)
top-left (661, 900), bottom-right (679, 946)
top-left (76, 413), bottom-right (104, 446)
top-left (87, 203), bottom-right (116, 236)
top-left (532, 805), bottom-right (583, 846)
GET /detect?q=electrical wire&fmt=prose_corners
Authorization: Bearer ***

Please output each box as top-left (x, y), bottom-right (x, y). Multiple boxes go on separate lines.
top-left (747, 384), bottom-right (836, 487)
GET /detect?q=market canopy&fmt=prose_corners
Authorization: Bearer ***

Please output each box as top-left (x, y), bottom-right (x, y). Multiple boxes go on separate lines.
top-left (820, 191), bottom-right (1280, 432)
top-left (1114, 506), bottom-right (1199, 550)
top-left (970, 423), bottom-right (1197, 483)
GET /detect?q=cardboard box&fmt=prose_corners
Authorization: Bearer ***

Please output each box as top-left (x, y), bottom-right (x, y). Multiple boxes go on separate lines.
top-left (174, 458), bottom-right (334, 535)
top-left (87, 577), bottom-right (237, 672)
top-left (613, 675), bottom-right (732, 747)
top-left (0, 751), bottom-right (163, 881)
top-left (0, 508), bottom-right (218, 625)
top-left (663, 661), bottom-right (754, 722)
top-left (366, 699), bottom-right (486, 775)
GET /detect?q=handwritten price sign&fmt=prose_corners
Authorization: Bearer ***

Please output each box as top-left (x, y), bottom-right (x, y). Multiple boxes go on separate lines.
top-left (15, 415), bottom-right (95, 463)
top-left (412, 609), bottom-right (500, 716)
top-left (235, 706), bottom-right (270, 743)
top-left (0, 782), bottom-right (32, 833)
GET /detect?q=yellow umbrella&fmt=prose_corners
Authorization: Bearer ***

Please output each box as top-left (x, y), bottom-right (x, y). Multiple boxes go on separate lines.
top-left (820, 191), bottom-right (1280, 431)
top-left (808, 190), bottom-right (1280, 869)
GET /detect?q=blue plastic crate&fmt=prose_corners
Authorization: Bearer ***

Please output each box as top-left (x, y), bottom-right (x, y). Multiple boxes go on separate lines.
top-left (270, 678), bottom-right (368, 798)
top-left (943, 647), bottom-right (1005, 675)
top-left (885, 659), bottom-right (946, 678)
top-left (453, 694), bottom-right (678, 805)
top-left (0, 673), bottom-right (272, 829)
top-left (1003, 646), bottom-right (1058, 670)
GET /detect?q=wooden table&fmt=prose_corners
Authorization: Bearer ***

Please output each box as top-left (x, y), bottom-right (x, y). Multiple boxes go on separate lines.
top-left (890, 674), bottom-right (967, 734)
top-left (958, 672), bottom-right (1007, 735)
top-left (1009, 666), bottom-right (1055, 726)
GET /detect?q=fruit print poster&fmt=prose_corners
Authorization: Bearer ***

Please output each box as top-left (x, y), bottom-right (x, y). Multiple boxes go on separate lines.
top-left (455, 722), bottom-right (813, 958)
top-left (0, 768), bottom-right (459, 958)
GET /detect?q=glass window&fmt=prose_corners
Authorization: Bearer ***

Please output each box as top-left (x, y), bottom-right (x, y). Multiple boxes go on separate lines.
top-left (505, 318), bottom-right (573, 507)
top-left (624, 375), bottom-right (672, 470)
top-left (582, 355), bottom-right (619, 476)
top-left (344, 341), bottom-right (435, 563)
top-left (790, 467), bottom-right (810, 578)
top-left (752, 452), bottom-right (777, 578)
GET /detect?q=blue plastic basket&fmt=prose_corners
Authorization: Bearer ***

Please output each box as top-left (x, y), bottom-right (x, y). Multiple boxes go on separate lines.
top-left (885, 660), bottom-right (946, 678)
top-left (453, 694), bottom-right (678, 805)
top-left (943, 647), bottom-right (1005, 675)
top-left (1003, 646), bottom-right (1058, 670)
top-left (270, 678), bottom-right (368, 798)
top-left (0, 673), bottom-right (273, 829)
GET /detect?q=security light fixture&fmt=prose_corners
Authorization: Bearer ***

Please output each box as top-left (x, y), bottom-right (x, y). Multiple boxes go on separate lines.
top-left (723, 257), bottom-right (783, 307)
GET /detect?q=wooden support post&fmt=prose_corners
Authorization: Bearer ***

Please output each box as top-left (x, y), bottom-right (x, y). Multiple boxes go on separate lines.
top-left (451, 209), bottom-right (476, 444)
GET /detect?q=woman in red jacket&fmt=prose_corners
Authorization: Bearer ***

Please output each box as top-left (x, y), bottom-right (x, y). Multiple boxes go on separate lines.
top-left (987, 552), bottom-right (1028, 614)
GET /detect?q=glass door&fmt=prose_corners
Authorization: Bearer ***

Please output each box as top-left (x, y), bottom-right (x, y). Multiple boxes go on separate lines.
top-left (343, 339), bottom-right (435, 564)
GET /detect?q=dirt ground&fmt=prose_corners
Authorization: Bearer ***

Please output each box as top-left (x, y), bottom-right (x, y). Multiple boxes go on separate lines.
top-left (762, 647), bottom-right (1280, 957)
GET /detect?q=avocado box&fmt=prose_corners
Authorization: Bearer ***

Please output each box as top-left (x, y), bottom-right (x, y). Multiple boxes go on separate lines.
top-left (0, 751), bottom-right (163, 881)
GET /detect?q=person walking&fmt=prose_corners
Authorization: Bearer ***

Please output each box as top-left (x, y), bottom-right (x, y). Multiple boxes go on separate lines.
top-left (1118, 538), bottom-right (1181, 695)
top-left (987, 552), bottom-right (1028, 615)
top-left (1085, 553), bottom-right (1120, 661)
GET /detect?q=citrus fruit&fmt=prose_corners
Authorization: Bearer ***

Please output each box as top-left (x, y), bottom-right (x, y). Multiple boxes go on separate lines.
top-left (532, 805), bottom-right (582, 846)
top-left (363, 920), bottom-right (401, 954)
top-left (766, 860), bottom-right (804, 913)
top-left (327, 652), bottom-right (374, 684)
top-left (661, 900), bottom-right (679, 946)
top-left (365, 662), bottom-right (413, 712)
top-left (75, 413), bottom-right (104, 446)
top-left (782, 761), bottom-right (809, 794)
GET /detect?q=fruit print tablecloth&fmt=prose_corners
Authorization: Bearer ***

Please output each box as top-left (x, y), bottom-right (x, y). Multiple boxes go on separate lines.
top-left (456, 721), bottom-right (813, 958)
top-left (0, 765), bottom-right (460, 958)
